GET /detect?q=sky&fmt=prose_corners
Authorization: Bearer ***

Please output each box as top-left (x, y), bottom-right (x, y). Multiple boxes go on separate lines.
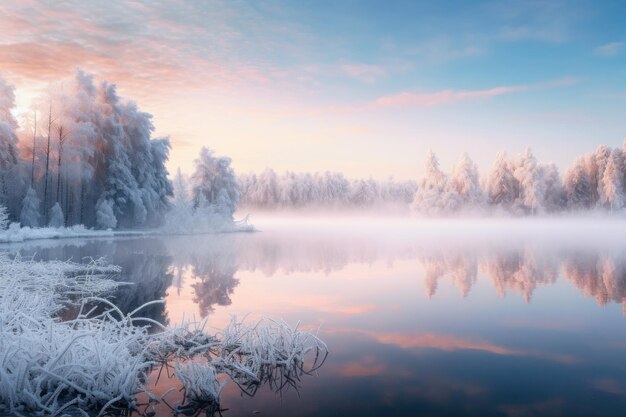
top-left (0, 0), bottom-right (625, 179)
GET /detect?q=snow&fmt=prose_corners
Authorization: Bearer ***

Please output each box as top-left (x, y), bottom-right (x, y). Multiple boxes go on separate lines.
top-left (0, 223), bottom-right (117, 243)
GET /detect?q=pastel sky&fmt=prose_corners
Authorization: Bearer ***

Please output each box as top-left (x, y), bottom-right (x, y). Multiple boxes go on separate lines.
top-left (1, 0), bottom-right (625, 179)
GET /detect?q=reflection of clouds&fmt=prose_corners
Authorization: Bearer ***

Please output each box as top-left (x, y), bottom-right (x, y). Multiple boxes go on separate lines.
top-left (325, 328), bottom-right (579, 365)
top-left (337, 355), bottom-right (386, 377)
top-left (326, 327), bottom-right (517, 356)
top-left (497, 398), bottom-right (565, 417)
top-left (592, 378), bottom-right (626, 395)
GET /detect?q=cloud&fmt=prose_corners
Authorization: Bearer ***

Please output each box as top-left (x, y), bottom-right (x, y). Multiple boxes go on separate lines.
top-left (373, 77), bottom-right (578, 108)
top-left (406, 38), bottom-right (486, 64)
top-left (487, 0), bottom-right (584, 44)
top-left (595, 42), bottom-right (625, 57)
top-left (339, 63), bottom-right (386, 83)
top-left (0, 0), bottom-right (306, 101)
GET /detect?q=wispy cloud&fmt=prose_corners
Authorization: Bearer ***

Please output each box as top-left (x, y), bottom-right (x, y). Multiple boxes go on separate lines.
top-left (373, 77), bottom-right (578, 108)
top-left (488, 0), bottom-right (584, 44)
top-left (595, 42), bottom-right (625, 57)
top-left (405, 38), bottom-right (486, 64)
top-left (339, 63), bottom-right (386, 83)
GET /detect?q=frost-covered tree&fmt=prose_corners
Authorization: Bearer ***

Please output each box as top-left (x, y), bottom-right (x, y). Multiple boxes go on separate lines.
top-left (601, 149), bottom-right (624, 211)
top-left (0, 77), bottom-right (19, 172)
top-left (594, 145), bottom-right (612, 206)
top-left (172, 168), bottom-right (189, 206)
top-left (0, 76), bottom-right (19, 208)
top-left (563, 158), bottom-right (593, 209)
top-left (451, 153), bottom-right (483, 207)
top-left (22, 70), bottom-right (174, 229)
top-left (412, 150), bottom-right (460, 215)
top-left (96, 198), bottom-right (117, 229)
top-left (485, 152), bottom-right (517, 209)
top-left (48, 202), bottom-right (64, 228)
top-left (191, 147), bottom-right (238, 218)
top-left (349, 179), bottom-right (379, 205)
top-left (0, 205), bottom-right (8, 230)
top-left (20, 187), bottom-right (40, 227)
top-left (512, 149), bottom-right (544, 214)
top-left (541, 163), bottom-right (565, 212)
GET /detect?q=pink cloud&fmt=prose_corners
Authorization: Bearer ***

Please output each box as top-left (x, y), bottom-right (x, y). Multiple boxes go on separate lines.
top-left (375, 86), bottom-right (523, 108)
top-left (340, 63), bottom-right (386, 83)
top-left (373, 77), bottom-right (578, 108)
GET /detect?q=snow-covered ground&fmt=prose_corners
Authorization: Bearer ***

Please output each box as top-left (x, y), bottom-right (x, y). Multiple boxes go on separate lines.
top-left (0, 216), bottom-right (255, 244)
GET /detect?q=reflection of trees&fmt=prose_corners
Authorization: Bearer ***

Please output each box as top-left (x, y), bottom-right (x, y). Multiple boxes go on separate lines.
top-left (11, 231), bottom-right (626, 318)
top-left (190, 253), bottom-right (238, 317)
top-left (107, 239), bottom-right (173, 326)
top-left (163, 235), bottom-right (240, 318)
top-left (421, 252), bottom-right (477, 298)
top-left (563, 252), bottom-right (626, 308)
top-left (481, 248), bottom-right (558, 303)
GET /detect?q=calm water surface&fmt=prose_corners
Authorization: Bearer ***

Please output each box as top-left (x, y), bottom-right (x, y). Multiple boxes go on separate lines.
top-left (5, 217), bottom-right (626, 417)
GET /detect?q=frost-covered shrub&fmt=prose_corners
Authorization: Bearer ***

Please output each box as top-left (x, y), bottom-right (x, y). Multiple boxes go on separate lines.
top-left (19, 187), bottom-right (40, 227)
top-left (96, 198), bottom-right (117, 229)
top-left (47, 202), bottom-right (64, 228)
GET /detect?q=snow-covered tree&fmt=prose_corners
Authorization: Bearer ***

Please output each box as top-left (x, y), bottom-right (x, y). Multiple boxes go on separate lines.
top-left (20, 187), bottom-right (40, 227)
top-left (594, 145), bottom-right (612, 206)
top-left (48, 202), bottom-right (64, 228)
top-left (485, 152), bottom-right (517, 209)
top-left (0, 76), bottom-right (19, 208)
top-left (541, 163), bottom-right (565, 212)
top-left (601, 149), bottom-right (624, 211)
top-left (22, 70), bottom-right (174, 229)
top-left (451, 153), bottom-right (483, 207)
top-left (95, 198), bottom-right (117, 229)
top-left (563, 158), bottom-right (592, 209)
top-left (191, 147), bottom-right (238, 218)
top-left (512, 149), bottom-right (544, 214)
top-left (0, 205), bottom-right (8, 230)
top-left (412, 150), bottom-right (460, 215)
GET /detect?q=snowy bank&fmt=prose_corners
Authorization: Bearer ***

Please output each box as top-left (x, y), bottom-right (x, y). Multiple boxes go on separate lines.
top-left (0, 216), bottom-right (255, 245)
top-left (0, 223), bottom-right (117, 243)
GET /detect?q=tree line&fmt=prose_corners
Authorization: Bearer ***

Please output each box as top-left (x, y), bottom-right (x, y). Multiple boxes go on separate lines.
top-left (2, 70), bottom-right (625, 230)
top-left (237, 144), bottom-right (626, 215)
top-left (238, 170), bottom-right (417, 209)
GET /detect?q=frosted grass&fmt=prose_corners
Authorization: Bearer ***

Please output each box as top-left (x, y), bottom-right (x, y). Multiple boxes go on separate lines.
top-left (0, 255), bottom-right (326, 416)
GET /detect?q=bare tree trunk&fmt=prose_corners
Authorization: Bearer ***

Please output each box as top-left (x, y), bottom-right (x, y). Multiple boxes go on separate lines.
top-left (56, 126), bottom-right (63, 203)
top-left (30, 111), bottom-right (36, 188)
top-left (80, 178), bottom-right (84, 225)
top-left (43, 104), bottom-right (52, 219)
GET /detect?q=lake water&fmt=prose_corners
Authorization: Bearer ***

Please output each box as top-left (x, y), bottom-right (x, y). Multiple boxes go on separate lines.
top-left (5, 216), bottom-right (626, 416)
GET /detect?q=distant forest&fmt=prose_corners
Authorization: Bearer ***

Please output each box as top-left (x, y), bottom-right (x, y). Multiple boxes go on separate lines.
top-left (238, 145), bottom-right (626, 215)
top-left (1, 71), bottom-right (625, 232)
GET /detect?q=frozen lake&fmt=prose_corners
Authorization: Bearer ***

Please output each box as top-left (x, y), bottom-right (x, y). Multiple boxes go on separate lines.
top-left (6, 216), bottom-right (626, 416)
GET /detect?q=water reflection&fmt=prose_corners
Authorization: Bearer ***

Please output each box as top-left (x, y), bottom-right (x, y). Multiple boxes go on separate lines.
top-left (8, 232), bottom-right (626, 320)
top-left (4, 222), bottom-right (626, 416)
